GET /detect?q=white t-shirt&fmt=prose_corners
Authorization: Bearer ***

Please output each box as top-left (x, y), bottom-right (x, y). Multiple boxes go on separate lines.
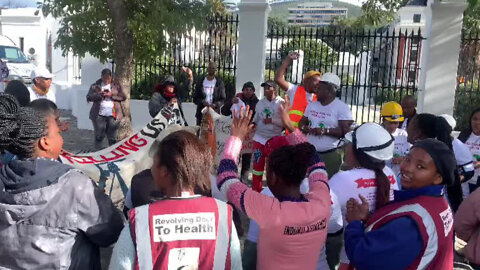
top-left (303, 99), bottom-right (353, 152)
top-left (462, 134), bottom-right (480, 196)
top-left (329, 166), bottom-right (398, 264)
top-left (386, 128), bottom-right (410, 182)
top-left (203, 78), bottom-right (216, 105)
top-left (286, 83), bottom-right (316, 105)
top-left (28, 86), bottom-right (56, 103)
top-left (252, 96), bottom-right (285, 145)
top-left (99, 83), bottom-right (114, 117)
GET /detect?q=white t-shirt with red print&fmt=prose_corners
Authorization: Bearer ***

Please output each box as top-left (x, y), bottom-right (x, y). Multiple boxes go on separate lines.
top-left (464, 133), bottom-right (480, 196)
top-left (303, 99), bottom-right (353, 152)
top-left (329, 166), bottom-right (398, 264)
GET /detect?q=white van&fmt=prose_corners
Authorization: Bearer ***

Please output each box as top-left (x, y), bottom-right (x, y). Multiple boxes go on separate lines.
top-left (0, 35), bottom-right (37, 91)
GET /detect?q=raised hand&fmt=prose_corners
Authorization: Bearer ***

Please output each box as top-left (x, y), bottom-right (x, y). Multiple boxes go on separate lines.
top-left (231, 105), bottom-right (254, 141)
top-left (279, 95), bottom-right (295, 132)
top-left (288, 51), bottom-right (300, 61)
top-left (346, 195), bottom-right (370, 223)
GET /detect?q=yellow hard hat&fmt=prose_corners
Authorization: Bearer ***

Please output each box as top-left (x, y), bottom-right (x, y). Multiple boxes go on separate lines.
top-left (381, 101), bottom-right (404, 122)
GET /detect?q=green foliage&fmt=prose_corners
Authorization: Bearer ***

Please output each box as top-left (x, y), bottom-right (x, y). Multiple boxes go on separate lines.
top-left (373, 87), bottom-right (417, 105)
top-left (464, 0), bottom-right (480, 35)
top-left (455, 83), bottom-right (480, 131)
top-left (131, 67), bottom-right (236, 101)
top-left (279, 37), bottom-right (338, 72)
top-left (42, 0), bottom-right (225, 62)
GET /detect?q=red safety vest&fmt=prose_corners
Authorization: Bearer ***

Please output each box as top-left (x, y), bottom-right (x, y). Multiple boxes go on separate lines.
top-left (365, 195), bottom-right (454, 270)
top-left (288, 85), bottom-right (317, 129)
top-left (129, 196), bottom-right (233, 270)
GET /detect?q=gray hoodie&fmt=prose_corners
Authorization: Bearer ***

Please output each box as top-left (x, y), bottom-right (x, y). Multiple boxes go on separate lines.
top-left (0, 158), bottom-right (125, 270)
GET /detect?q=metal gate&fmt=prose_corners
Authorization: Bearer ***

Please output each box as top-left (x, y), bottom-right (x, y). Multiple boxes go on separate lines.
top-left (131, 15), bottom-right (239, 101)
top-left (455, 31), bottom-right (480, 131)
top-left (265, 27), bottom-right (424, 123)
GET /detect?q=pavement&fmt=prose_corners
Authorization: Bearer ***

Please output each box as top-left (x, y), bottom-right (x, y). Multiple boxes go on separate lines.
top-left (59, 109), bottom-right (96, 153)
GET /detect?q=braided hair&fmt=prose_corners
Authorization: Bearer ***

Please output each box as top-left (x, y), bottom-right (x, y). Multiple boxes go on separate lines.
top-left (0, 94), bottom-right (47, 158)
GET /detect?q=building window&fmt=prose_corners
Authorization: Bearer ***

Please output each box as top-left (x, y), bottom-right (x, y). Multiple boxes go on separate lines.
top-left (413, 14), bottom-right (421, 23)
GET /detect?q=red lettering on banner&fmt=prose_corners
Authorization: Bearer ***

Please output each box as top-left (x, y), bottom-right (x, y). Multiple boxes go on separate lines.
top-left (128, 134), bottom-right (148, 147)
top-left (60, 151), bottom-right (74, 163)
top-left (61, 133), bottom-right (151, 165)
top-left (355, 175), bottom-right (396, 189)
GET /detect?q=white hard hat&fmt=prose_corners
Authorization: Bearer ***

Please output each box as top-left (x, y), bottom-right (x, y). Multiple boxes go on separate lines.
top-left (30, 66), bottom-right (54, 80)
top-left (320, 72), bottom-right (341, 89)
top-left (440, 114), bottom-right (456, 130)
top-left (345, 122), bottom-right (394, 161)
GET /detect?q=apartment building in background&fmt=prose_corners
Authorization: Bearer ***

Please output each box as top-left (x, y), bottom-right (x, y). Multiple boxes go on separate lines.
top-left (287, 2), bottom-right (348, 27)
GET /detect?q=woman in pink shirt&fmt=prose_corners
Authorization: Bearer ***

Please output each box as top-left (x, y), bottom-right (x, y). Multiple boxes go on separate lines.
top-left (217, 106), bottom-right (331, 270)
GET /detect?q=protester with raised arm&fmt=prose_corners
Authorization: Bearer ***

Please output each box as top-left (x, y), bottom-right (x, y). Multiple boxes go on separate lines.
top-left (275, 51), bottom-right (321, 130)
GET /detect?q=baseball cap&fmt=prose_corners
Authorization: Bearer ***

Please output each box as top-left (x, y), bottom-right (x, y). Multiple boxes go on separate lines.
top-left (163, 75), bottom-right (176, 85)
top-left (344, 123), bottom-right (394, 161)
top-left (242, 81), bottom-right (255, 90)
top-left (30, 66), bottom-right (54, 80)
top-left (303, 70), bottom-right (321, 80)
top-left (320, 73), bottom-right (341, 89)
top-left (261, 80), bottom-right (276, 88)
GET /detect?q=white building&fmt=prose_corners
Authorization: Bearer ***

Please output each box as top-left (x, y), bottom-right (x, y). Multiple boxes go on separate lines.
top-left (0, 7), bottom-right (82, 108)
top-left (287, 2), bottom-right (348, 27)
top-left (386, 0), bottom-right (429, 87)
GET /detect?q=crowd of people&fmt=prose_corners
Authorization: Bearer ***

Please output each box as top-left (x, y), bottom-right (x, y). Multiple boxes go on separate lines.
top-left (0, 51), bottom-right (479, 270)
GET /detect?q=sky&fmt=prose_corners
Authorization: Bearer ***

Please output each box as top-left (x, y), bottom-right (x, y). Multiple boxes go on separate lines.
top-left (0, 0), bottom-right (37, 9)
top-left (1, 0), bottom-right (363, 9)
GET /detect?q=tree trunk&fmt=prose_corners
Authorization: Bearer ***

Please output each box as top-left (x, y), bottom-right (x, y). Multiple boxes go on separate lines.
top-left (106, 0), bottom-right (134, 140)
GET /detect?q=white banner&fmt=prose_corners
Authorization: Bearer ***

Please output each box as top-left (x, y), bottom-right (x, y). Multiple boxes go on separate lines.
top-left (60, 106), bottom-right (251, 206)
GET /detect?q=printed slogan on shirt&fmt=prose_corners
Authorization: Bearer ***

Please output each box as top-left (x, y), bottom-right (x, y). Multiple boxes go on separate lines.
top-left (152, 212), bottom-right (216, 242)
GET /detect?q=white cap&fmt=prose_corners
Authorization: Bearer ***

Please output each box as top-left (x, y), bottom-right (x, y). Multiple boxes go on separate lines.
top-left (344, 122), bottom-right (394, 161)
top-left (320, 72), bottom-right (341, 89)
top-left (30, 66), bottom-right (54, 80)
top-left (440, 114), bottom-right (456, 130)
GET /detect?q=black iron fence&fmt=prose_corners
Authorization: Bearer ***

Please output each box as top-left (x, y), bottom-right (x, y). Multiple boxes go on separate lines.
top-left (455, 31), bottom-right (480, 131)
top-left (265, 27), bottom-right (424, 123)
top-left (131, 15), bottom-right (239, 101)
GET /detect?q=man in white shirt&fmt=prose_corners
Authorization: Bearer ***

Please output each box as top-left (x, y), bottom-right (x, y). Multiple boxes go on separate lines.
top-left (193, 62), bottom-right (226, 125)
top-left (28, 67), bottom-right (56, 103)
top-left (86, 69), bottom-right (126, 150)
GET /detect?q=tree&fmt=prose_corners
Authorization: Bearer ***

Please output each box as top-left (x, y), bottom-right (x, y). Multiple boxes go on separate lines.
top-left (43, 0), bottom-right (224, 138)
top-left (279, 37), bottom-right (337, 74)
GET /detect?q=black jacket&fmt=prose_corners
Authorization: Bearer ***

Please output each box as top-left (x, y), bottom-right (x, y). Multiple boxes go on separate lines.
top-left (193, 76), bottom-right (226, 119)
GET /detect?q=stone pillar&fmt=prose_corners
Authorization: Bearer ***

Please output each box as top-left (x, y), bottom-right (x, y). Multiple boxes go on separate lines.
top-left (236, 0), bottom-right (270, 99)
top-left (417, 0), bottom-right (467, 115)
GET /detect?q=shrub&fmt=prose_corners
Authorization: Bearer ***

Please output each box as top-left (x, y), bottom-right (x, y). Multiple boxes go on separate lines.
top-left (373, 87), bottom-right (417, 105)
